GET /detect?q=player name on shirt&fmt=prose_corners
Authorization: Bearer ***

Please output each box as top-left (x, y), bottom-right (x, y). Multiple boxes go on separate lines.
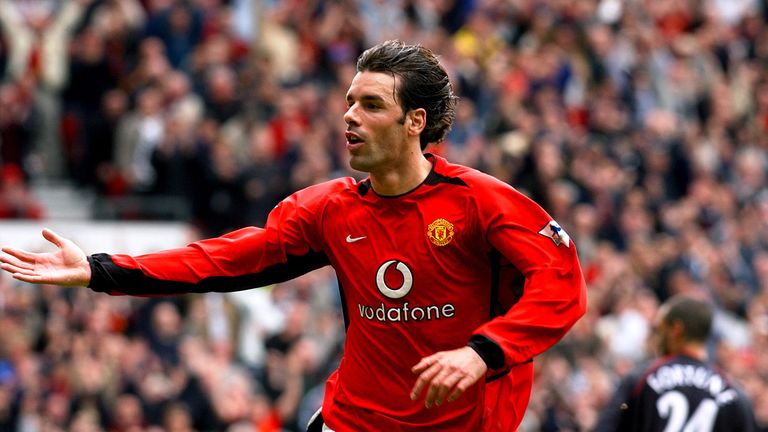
top-left (646, 364), bottom-right (739, 404)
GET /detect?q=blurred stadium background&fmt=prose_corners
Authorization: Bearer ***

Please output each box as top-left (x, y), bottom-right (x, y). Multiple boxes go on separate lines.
top-left (1, 0), bottom-right (768, 431)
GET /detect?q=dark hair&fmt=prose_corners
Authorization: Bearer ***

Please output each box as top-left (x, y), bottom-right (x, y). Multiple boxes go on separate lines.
top-left (663, 295), bottom-right (714, 343)
top-left (356, 40), bottom-right (458, 150)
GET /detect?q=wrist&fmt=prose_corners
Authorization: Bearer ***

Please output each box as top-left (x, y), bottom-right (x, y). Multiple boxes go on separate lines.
top-left (80, 256), bottom-right (92, 286)
top-left (468, 334), bottom-right (505, 370)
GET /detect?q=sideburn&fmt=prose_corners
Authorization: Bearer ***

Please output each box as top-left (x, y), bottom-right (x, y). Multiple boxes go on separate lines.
top-left (397, 109), bottom-right (407, 125)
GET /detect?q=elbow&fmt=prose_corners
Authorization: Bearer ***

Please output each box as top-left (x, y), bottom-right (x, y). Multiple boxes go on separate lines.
top-left (546, 275), bottom-right (587, 333)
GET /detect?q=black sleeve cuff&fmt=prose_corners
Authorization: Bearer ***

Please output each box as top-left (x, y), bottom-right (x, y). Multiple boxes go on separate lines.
top-left (87, 254), bottom-right (111, 292)
top-left (468, 334), bottom-right (505, 370)
top-left (88, 253), bottom-right (137, 294)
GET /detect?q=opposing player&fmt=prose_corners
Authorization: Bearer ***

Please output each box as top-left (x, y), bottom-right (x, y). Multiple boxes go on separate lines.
top-left (1, 40), bottom-right (587, 431)
top-left (594, 294), bottom-right (757, 432)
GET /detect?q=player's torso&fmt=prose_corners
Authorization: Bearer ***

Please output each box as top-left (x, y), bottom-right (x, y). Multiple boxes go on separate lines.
top-left (319, 181), bottom-right (494, 425)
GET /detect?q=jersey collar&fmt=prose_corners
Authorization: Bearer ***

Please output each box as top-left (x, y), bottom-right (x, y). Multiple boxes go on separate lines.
top-left (357, 154), bottom-right (442, 199)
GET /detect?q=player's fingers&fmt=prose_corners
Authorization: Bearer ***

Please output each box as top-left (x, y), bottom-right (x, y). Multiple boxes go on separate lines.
top-left (411, 353), bottom-right (439, 374)
top-left (433, 373), bottom-right (463, 407)
top-left (423, 375), bottom-right (441, 408)
top-left (0, 253), bottom-right (35, 271)
top-left (1, 247), bottom-right (38, 264)
top-left (6, 265), bottom-right (38, 276)
top-left (410, 363), bottom-right (441, 401)
top-left (12, 273), bottom-right (47, 284)
top-left (1, 262), bottom-right (33, 275)
top-left (42, 228), bottom-right (64, 248)
top-left (424, 366), bottom-right (458, 408)
top-left (446, 375), bottom-right (476, 403)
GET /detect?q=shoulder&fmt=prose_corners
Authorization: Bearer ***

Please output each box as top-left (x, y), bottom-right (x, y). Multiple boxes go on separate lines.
top-left (618, 357), bottom-right (672, 397)
top-left (434, 156), bottom-right (505, 186)
top-left (292, 177), bottom-right (360, 202)
top-left (430, 155), bottom-right (519, 198)
top-left (624, 358), bottom-right (658, 385)
top-left (276, 177), bottom-right (361, 215)
top-left (431, 156), bottom-right (551, 223)
top-left (300, 176), bottom-right (359, 194)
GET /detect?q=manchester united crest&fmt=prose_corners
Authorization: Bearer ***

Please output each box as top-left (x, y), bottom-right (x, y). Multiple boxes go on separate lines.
top-left (427, 218), bottom-right (455, 246)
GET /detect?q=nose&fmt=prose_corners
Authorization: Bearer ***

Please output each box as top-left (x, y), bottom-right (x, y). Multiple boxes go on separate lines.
top-left (344, 103), bottom-right (359, 126)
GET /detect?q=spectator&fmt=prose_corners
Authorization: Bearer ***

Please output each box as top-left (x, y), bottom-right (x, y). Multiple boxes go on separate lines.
top-left (145, 2), bottom-right (203, 70)
top-left (88, 89), bottom-right (130, 196)
top-left (115, 85), bottom-right (166, 193)
top-left (0, 80), bottom-right (36, 175)
top-left (0, 0), bottom-right (92, 179)
top-left (63, 26), bottom-right (119, 185)
top-left (0, 164), bottom-right (44, 219)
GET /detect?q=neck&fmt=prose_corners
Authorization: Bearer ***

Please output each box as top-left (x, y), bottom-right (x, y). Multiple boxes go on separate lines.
top-left (678, 343), bottom-right (708, 362)
top-left (369, 152), bottom-right (432, 196)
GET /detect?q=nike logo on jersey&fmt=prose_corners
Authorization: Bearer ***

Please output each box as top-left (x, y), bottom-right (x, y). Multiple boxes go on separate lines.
top-left (346, 235), bottom-right (367, 243)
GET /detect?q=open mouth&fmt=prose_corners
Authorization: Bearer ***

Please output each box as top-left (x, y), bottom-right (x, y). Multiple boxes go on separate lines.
top-left (346, 132), bottom-right (364, 148)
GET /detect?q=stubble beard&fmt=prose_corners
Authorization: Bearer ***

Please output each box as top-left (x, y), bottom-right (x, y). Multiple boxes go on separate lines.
top-left (348, 148), bottom-right (373, 173)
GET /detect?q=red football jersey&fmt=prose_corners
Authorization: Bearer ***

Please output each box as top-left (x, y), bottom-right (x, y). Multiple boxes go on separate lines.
top-left (88, 154), bottom-right (587, 431)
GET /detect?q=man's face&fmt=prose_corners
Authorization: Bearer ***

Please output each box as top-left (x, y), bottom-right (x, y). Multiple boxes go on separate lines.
top-left (343, 71), bottom-right (411, 173)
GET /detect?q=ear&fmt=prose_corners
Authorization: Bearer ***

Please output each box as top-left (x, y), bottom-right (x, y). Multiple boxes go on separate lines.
top-left (406, 108), bottom-right (427, 137)
top-left (670, 320), bottom-right (685, 339)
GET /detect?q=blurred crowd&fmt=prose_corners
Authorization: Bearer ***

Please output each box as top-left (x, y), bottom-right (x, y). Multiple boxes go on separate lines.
top-left (2, 0), bottom-right (768, 431)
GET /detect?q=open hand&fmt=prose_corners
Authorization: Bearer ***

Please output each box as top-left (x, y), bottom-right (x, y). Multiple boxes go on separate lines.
top-left (0, 228), bottom-right (91, 286)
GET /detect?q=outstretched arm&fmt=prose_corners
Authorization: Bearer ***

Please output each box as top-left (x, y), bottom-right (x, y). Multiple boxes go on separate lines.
top-left (3, 184), bottom-right (336, 296)
top-left (0, 229), bottom-right (92, 286)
